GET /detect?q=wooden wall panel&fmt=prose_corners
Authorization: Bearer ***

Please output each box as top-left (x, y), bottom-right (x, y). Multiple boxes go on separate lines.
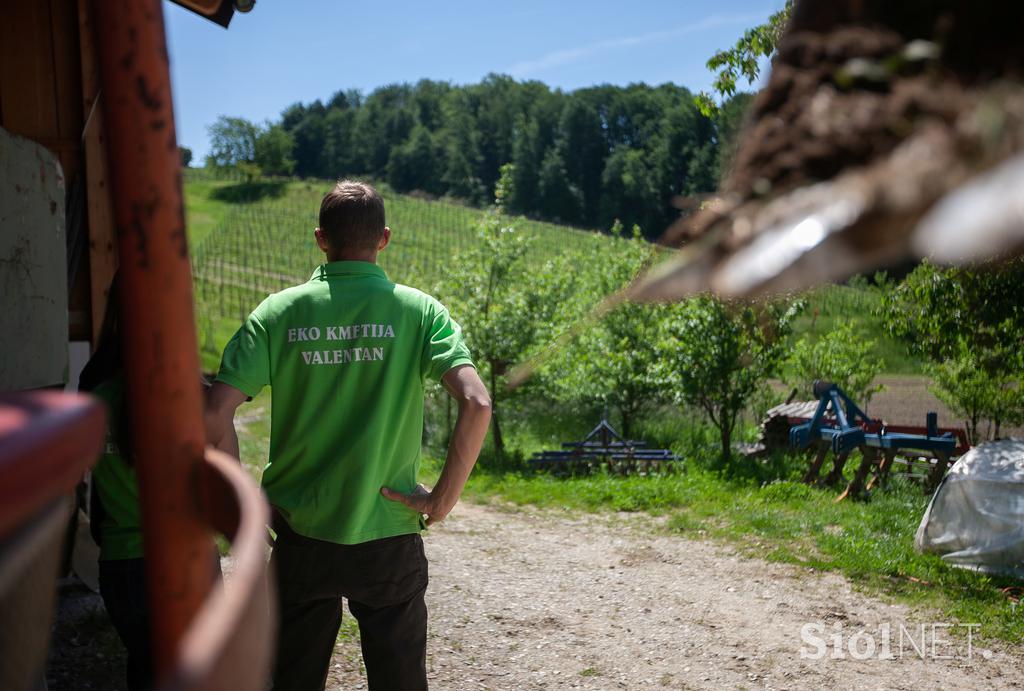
top-left (0, 1), bottom-right (83, 179)
top-left (0, 1), bottom-right (94, 343)
top-left (78, 0), bottom-right (117, 344)
top-left (0, 3), bottom-right (59, 141)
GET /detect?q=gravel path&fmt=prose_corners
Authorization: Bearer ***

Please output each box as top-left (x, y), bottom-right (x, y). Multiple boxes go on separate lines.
top-left (327, 502), bottom-right (1022, 691)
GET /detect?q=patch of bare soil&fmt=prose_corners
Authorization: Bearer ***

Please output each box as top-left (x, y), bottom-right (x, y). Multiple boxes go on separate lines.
top-left (867, 376), bottom-right (965, 429)
top-left (872, 376), bottom-right (1024, 438)
top-left (329, 502), bottom-right (1023, 691)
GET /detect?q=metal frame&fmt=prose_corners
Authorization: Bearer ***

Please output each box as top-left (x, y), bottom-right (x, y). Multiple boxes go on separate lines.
top-left (790, 381), bottom-right (960, 499)
top-left (0, 392), bottom-right (105, 538)
top-left (530, 417), bottom-right (680, 473)
top-left (0, 392), bottom-right (106, 690)
top-left (91, 0), bottom-right (217, 670)
top-left (790, 381), bottom-right (958, 457)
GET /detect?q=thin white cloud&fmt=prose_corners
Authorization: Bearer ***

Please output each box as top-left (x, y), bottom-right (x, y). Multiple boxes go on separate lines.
top-left (506, 12), bottom-right (765, 78)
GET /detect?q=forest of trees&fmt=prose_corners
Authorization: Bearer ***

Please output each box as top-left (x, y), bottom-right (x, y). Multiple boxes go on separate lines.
top-left (205, 75), bottom-right (752, 238)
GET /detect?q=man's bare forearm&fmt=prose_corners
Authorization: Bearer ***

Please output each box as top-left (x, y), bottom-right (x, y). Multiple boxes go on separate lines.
top-left (204, 414), bottom-right (240, 459)
top-left (204, 382), bottom-right (247, 461)
top-left (431, 391), bottom-right (490, 515)
top-left (382, 365), bottom-right (490, 523)
top-left (219, 424), bottom-right (241, 459)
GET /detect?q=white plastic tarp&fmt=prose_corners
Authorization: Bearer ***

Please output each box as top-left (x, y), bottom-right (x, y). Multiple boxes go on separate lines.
top-left (915, 439), bottom-right (1024, 578)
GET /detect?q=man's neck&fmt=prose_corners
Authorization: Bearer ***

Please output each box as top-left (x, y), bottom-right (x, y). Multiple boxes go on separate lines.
top-left (326, 252), bottom-right (377, 264)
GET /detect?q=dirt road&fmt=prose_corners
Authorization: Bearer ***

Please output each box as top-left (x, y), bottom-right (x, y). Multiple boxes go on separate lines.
top-left (327, 502), bottom-right (1022, 691)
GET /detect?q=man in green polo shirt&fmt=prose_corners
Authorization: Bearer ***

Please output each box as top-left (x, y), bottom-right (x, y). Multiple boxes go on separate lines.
top-left (205, 180), bottom-right (491, 691)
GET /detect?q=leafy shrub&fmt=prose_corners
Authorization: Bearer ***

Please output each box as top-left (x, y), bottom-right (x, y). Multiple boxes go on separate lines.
top-left (784, 322), bottom-right (884, 405)
top-left (664, 296), bottom-right (801, 468)
top-left (928, 347), bottom-right (1024, 443)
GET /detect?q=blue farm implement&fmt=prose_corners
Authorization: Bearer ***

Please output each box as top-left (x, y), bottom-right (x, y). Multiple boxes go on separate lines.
top-left (779, 381), bottom-right (969, 500)
top-left (529, 417), bottom-right (680, 475)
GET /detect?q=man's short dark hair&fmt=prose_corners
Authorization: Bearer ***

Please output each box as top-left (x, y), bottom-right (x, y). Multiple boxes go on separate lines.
top-left (319, 180), bottom-right (386, 252)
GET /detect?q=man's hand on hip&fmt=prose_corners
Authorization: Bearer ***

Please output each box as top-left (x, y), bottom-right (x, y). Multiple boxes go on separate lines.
top-left (380, 484), bottom-right (448, 526)
top-left (381, 365), bottom-right (491, 529)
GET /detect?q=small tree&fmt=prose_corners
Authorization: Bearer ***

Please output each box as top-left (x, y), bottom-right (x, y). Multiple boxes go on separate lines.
top-left (882, 258), bottom-right (1024, 439)
top-left (206, 115), bottom-right (258, 168)
top-left (667, 296), bottom-right (800, 467)
top-left (881, 259), bottom-right (1024, 370)
top-left (255, 124), bottom-right (296, 177)
top-left (545, 223), bottom-right (672, 437)
top-left (551, 301), bottom-right (673, 439)
top-left (929, 346), bottom-right (1024, 444)
top-left (929, 349), bottom-right (996, 445)
top-left (179, 146), bottom-right (193, 168)
top-left (439, 204), bottom-right (569, 458)
top-left (994, 379), bottom-right (1024, 439)
top-left (784, 322), bottom-right (884, 406)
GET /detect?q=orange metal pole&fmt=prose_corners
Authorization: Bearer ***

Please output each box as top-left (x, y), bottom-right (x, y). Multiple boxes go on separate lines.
top-left (90, 0), bottom-right (215, 676)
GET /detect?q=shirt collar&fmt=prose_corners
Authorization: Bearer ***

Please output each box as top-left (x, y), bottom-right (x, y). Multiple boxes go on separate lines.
top-left (309, 260), bottom-right (388, 281)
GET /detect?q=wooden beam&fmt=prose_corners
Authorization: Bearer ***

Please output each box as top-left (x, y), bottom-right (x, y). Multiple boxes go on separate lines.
top-left (78, 0), bottom-right (118, 345)
top-left (0, 3), bottom-right (58, 138)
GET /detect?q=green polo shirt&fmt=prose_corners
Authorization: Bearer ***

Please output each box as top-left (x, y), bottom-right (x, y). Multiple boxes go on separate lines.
top-left (91, 377), bottom-right (145, 561)
top-left (216, 260), bottom-right (473, 545)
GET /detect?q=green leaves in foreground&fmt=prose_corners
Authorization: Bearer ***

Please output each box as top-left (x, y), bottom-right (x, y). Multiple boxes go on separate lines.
top-left (696, 1), bottom-right (793, 117)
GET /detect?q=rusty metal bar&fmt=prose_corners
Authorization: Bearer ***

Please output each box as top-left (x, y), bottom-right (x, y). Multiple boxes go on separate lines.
top-left (0, 391), bottom-right (105, 690)
top-left (158, 448), bottom-right (275, 691)
top-left (0, 391), bottom-right (105, 540)
top-left (90, 0), bottom-right (216, 676)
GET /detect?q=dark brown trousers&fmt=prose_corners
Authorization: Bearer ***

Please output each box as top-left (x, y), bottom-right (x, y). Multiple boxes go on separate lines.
top-left (269, 521), bottom-right (428, 691)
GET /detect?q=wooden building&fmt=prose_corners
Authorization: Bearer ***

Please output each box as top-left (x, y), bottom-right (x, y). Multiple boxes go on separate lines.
top-left (1, 3), bottom-right (271, 690)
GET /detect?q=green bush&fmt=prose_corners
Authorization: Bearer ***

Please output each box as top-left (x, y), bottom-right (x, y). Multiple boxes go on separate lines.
top-left (784, 322), bottom-right (884, 404)
top-left (663, 296), bottom-right (801, 468)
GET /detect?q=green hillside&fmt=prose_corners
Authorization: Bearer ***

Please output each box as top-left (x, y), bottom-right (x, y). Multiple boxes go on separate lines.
top-left (789, 282), bottom-right (923, 376)
top-left (186, 176), bottom-right (617, 370)
top-left (184, 175), bottom-right (921, 376)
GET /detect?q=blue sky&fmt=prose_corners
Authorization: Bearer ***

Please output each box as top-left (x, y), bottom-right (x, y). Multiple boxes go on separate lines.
top-left (165, 0), bottom-right (783, 161)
